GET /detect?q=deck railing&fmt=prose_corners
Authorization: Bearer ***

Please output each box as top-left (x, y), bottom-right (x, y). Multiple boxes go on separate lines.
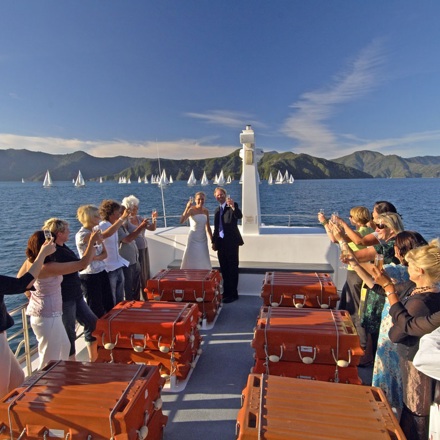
top-left (7, 302), bottom-right (35, 376)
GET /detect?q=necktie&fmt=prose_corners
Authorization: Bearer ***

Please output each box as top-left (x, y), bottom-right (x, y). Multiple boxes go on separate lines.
top-left (219, 206), bottom-right (224, 238)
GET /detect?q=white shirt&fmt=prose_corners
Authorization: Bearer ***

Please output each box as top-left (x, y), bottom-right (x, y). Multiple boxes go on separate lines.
top-left (413, 326), bottom-right (440, 380)
top-left (99, 220), bottom-right (129, 272)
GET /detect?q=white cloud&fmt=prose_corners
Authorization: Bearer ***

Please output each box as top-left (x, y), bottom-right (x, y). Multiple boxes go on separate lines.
top-left (185, 110), bottom-right (266, 129)
top-left (0, 133), bottom-right (238, 159)
top-left (281, 40), bottom-right (387, 155)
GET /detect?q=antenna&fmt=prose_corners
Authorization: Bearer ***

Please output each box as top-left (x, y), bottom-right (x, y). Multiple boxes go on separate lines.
top-left (156, 140), bottom-right (167, 227)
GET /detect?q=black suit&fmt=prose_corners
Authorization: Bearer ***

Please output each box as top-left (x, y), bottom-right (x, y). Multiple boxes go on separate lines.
top-left (212, 203), bottom-right (244, 301)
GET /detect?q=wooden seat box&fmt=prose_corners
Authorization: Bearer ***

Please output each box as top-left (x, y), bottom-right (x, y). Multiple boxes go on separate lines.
top-left (145, 269), bottom-right (222, 303)
top-left (252, 307), bottom-right (363, 367)
top-left (94, 300), bottom-right (201, 353)
top-left (251, 358), bottom-right (361, 384)
top-left (0, 361), bottom-right (167, 440)
top-left (260, 272), bottom-right (339, 309)
top-left (236, 374), bottom-right (405, 440)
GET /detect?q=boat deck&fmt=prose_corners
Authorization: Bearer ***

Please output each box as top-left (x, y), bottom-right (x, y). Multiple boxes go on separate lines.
top-left (160, 294), bottom-right (372, 440)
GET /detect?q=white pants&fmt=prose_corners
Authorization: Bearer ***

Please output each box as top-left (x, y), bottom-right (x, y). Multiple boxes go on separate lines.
top-left (0, 331), bottom-right (25, 398)
top-left (30, 315), bottom-right (70, 370)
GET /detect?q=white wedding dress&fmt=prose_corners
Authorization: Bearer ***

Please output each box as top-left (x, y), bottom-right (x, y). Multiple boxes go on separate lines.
top-left (180, 214), bottom-right (212, 269)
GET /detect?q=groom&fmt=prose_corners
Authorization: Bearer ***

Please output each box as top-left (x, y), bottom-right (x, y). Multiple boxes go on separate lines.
top-left (212, 187), bottom-right (244, 303)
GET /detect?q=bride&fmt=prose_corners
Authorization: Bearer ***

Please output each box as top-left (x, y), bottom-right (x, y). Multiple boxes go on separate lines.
top-left (180, 192), bottom-right (213, 269)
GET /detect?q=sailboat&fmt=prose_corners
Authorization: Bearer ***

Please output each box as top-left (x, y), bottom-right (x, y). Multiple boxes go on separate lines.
top-left (21, 178), bottom-right (25, 183)
top-left (216, 170), bottom-right (226, 186)
top-left (169, 175), bottom-right (174, 184)
top-left (138, 176), bottom-right (142, 183)
top-left (157, 170), bottom-right (169, 187)
top-left (99, 177), bottom-right (103, 183)
top-left (226, 175), bottom-right (232, 184)
top-left (43, 170), bottom-right (53, 188)
top-left (274, 170), bottom-right (284, 184)
top-left (144, 175), bottom-right (148, 184)
top-left (288, 174), bottom-right (294, 184)
top-left (187, 170), bottom-right (197, 186)
top-left (74, 170), bottom-right (85, 187)
top-left (200, 171), bottom-right (209, 186)
top-left (268, 172), bottom-right (273, 185)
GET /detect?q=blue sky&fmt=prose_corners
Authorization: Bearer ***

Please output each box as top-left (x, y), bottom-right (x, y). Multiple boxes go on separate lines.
top-left (1, 1), bottom-right (440, 160)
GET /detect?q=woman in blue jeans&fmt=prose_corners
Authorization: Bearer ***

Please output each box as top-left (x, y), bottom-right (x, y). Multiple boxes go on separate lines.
top-left (42, 218), bottom-right (99, 361)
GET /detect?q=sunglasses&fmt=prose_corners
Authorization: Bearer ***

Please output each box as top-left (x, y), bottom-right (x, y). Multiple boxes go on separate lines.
top-left (376, 223), bottom-right (387, 230)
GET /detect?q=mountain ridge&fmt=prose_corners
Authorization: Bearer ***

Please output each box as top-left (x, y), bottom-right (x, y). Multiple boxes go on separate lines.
top-left (1, 148), bottom-right (439, 182)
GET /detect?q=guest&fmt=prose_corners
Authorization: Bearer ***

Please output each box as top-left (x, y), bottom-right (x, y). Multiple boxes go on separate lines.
top-left (374, 239), bottom-right (440, 440)
top-left (318, 206), bottom-right (373, 352)
top-left (122, 195), bottom-right (157, 298)
top-left (17, 229), bottom-right (99, 369)
top-left (42, 218), bottom-right (100, 362)
top-left (99, 200), bottom-right (131, 304)
top-left (345, 231), bottom-right (427, 418)
top-left (180, 191), bottom-right (213, 270)
top-left (76, 205), bottom-right (114, 317)
top-left (212, 187), bottom-right (244, 303)
top-left (118, 205), bottom-right (148, 301)
top-left (1, 239), bottom-right (55, 397)
top-left (337, 200), bottom-right (399, 247)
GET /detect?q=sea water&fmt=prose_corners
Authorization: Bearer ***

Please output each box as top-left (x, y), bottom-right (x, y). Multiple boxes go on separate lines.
top-left (2, 177), bottom-right (439, 314)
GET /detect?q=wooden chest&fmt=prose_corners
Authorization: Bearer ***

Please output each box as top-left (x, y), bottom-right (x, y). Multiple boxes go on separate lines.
top-left (94, 300), bottom-right (201, 353)
top-left (260, 272), bottom-right (339, 308)
top-left (236, 374), bottom-right (405, 439)
top-left (145, 269), bottom-right (222, 303)
top-left (252, 306), bottom-right (363, 367)
top-left (0, 361), bottom-right (167, 440)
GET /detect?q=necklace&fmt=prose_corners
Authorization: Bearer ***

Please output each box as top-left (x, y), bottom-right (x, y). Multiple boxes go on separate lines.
top-left (410, 285), bottom-right (436, 296)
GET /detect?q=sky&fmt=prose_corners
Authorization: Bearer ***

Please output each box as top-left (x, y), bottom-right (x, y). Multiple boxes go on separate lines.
top-left (1, 1), bottom-right (440, 160)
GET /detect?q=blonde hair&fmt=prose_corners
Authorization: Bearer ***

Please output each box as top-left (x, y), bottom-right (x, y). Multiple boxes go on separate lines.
top-left (350, 206), bottom-right (371, 226)
top-left (405, 239), bottom-right (440, 284)
top-left (214, 187), bottom-right (226, 196)
top-left (42, 218), bottom-right (68, 235)
top-left (376, 212), bottom-right (404, 234)
top-left (77, 204), bottom-right (99, 226)
top-left (195, 191), bottom-right (206, 199)
top-left (121, 195), bottom-right (140, 208)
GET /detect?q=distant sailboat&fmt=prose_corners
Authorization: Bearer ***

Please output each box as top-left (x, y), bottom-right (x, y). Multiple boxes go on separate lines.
top-left (187, 170), bottom-right (197, 186)
top-left (138, 176), bottom-right (142, 183)
top-left (43, 170), bottom-right (53, 188)
top-left (268, 172), bottom-right (273, 185)
top-left (21, 178), bottom-right (25, 183)
top-left (217, 170), bottom-right (226, 186)
top-left (274, 170), bottom-right (284, 184)
top-left (200, 171), bottom-right (209, 186)
top-left (157, 170), bottom-right (169, 187)
top-left (74, 170), bottom-right (85, 187)
top-left (288, 174), bottom-right (294, 184)
top-left (99, 177), bottom-right (103, 183)
top-left (226, 175), bottom-right (232, 184)
top-left (144, 175), bottom-right (148, 184)
top-left (169, 175), bottom-right (174, 184)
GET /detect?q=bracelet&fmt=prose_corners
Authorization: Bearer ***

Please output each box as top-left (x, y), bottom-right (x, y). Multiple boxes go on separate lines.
top-left (382, 282), bottom-right (392, 289)
top-left (385, 290), bottom-right (396, 297)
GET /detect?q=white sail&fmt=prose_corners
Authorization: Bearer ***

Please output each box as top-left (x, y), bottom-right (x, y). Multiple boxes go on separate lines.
top-left (99, 177), bottom-right (103, 183)
top-left (138, 176), bottom-right (142, 183)
top-left (158, 169), bottom-right (169, 187)
top-left (22, 178), bottom-right (25, 183)
top-left (268, 172), bottom-right (273, 185)
top-left (213, 173), bottom-right (218, 184)
top-left (288, 174), bottom-right (294, 184)
top-left (127, 177), bottom-right (131, 184)
top-left (200, 171), bottom-right (209, 186)
top-left (284, 170), bottom-right (290, 183)
top-left (43, 170), bottom-right (53, 188)
top-left (74, 170), bottom-right (85, 187)
top-left (144, 175), bottom-right (148, 184)
top-left (169, 175), bottom-right (173, 184)
top-left (275, 170), bottom-right (284, 184)
top-left (217, 170), bottom-right (226, 186)
top-left (226, 175), bottom-right (232, 184)
top-left (187, 170), bottom-right (197, 186)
